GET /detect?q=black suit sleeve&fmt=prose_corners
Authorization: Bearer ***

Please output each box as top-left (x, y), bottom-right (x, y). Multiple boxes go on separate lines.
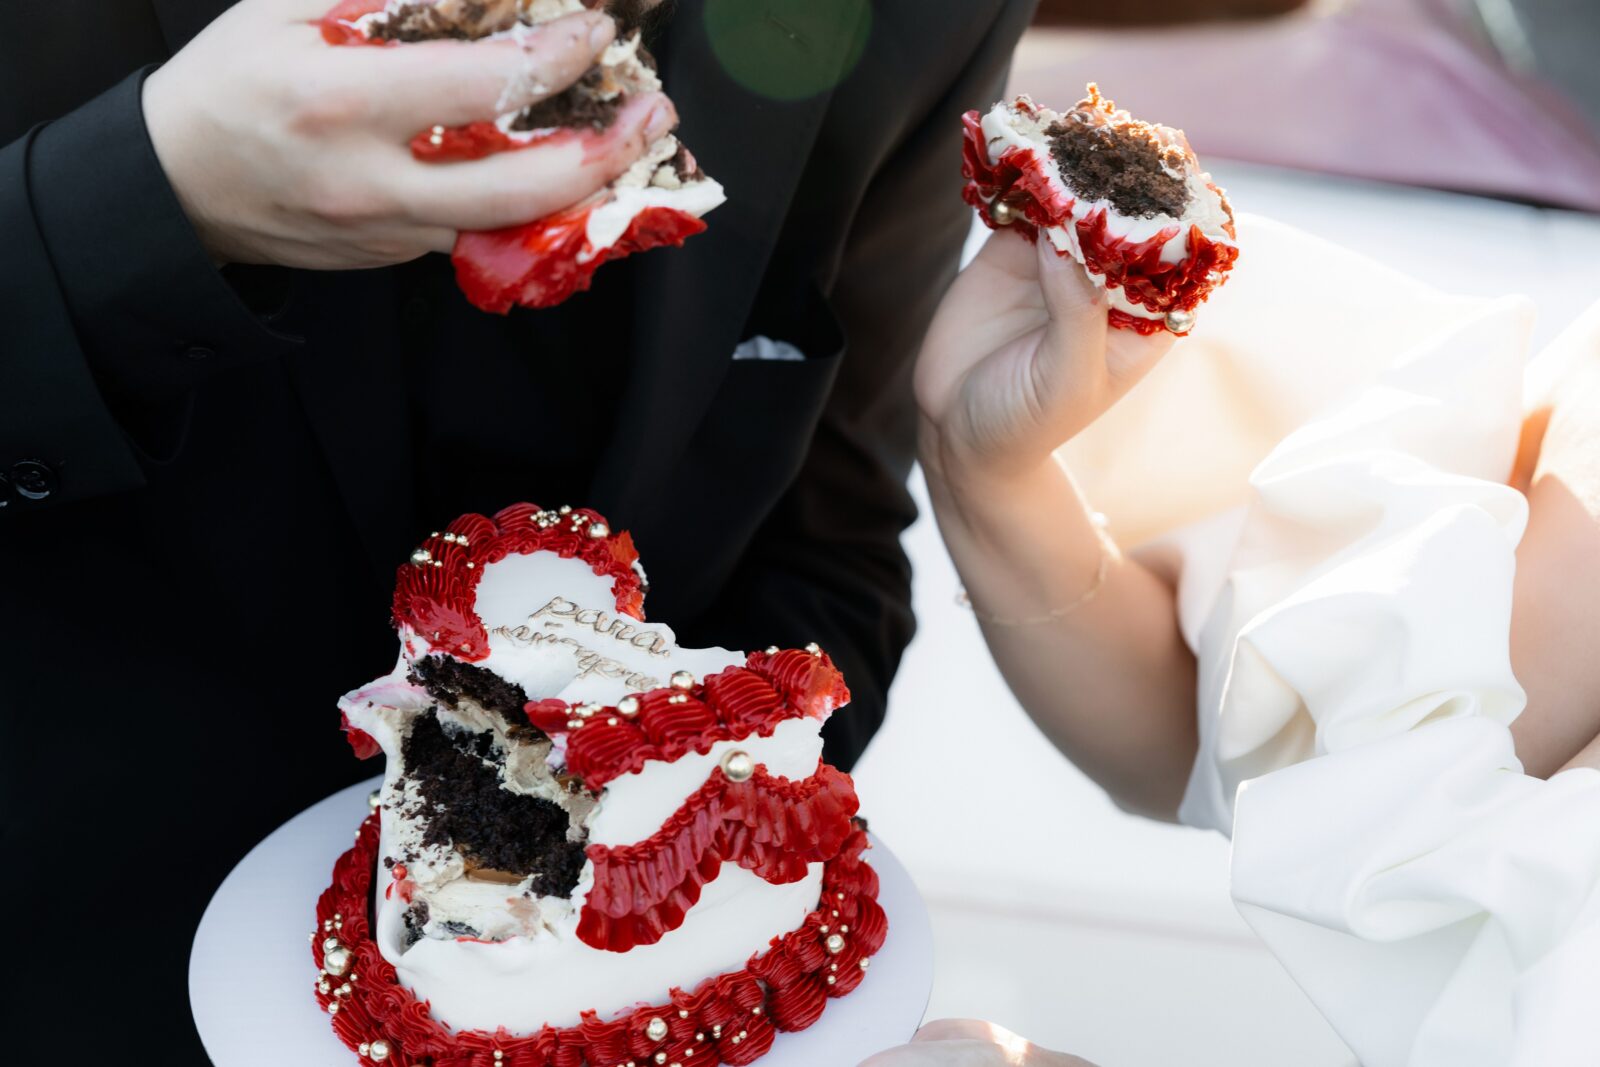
top-left (693, 0), bottom-right (1037, 770)
top-left (0, 68), bottom-right (297, 515)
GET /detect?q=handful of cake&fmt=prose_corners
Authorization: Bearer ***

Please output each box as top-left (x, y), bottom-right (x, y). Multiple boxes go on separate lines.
top-left (313, 504), bottom-right (884, 1066)
top-left (321, 0), bottom-right (726, 312)
top-left (962, 84), bottom-right (1238, 336)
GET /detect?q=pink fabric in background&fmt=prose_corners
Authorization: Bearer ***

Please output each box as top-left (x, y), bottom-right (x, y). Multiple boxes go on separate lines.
top-left (1009, 0), bottom-right (1600, 211)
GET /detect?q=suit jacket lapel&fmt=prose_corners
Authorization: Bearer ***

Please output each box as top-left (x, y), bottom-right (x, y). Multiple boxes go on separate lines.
top-left (592, 0), bottom-right (864, 517)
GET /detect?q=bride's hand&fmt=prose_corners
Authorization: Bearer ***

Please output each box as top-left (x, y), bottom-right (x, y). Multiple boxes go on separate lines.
top-left (915, 228), bottom-right (1177, 484)
top-left (860, 1020), bottom-right (1101, 1066)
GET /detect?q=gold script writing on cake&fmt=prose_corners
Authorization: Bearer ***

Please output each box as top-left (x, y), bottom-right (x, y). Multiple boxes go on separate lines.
top-left (523, 596), bottom-right (672, 657)
top-left (490, 596), bottom-right (676, 692)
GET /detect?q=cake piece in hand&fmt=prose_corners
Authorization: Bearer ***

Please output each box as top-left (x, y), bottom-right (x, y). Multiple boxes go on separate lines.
top-left (321, 0), bottom-right (726, 312)
top-left (962, 84), bottom-right (1238, 336)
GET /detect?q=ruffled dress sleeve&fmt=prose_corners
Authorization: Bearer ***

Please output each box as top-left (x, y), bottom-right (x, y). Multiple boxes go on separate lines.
top-left (1166, 281), bottom-right (1600, 1064)
top-left (1065, 215), bottom-right (1600, 1064)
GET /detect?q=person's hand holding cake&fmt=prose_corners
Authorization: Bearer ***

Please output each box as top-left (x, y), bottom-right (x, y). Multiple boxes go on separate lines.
top-left (913, 86), bottom-right (1233, 823)
top-left (143, 0), bottom-right (680, 273)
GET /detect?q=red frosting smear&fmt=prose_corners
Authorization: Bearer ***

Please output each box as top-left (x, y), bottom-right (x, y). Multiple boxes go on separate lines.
top-left (313, 813), bottom-right (884, 1066)
top-left (580, 761), bottom-right (859, 951)
top-left (960, 106), bottom-right (1239, 333)
top-left (317, 0), bottom-right (388, 44)
top-left (339, 712), bottom-right (381, 760)
top-left (391, 503), bottom-right (644, 663)
top-left (453, 205), bottom-right (708, 314)
top-left (409, 122), bottom-right (576, 163)
top-left (525, 649), bottom-right (852, 790)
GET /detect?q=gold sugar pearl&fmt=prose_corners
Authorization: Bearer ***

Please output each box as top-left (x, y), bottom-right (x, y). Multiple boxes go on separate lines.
top-left (719, 750), bottom-right (754, 783)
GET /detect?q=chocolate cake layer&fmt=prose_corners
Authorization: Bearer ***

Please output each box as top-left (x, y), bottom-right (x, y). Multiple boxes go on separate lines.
top-left (369, 2), bottom-right (474, 41)
top-left (408, 655), bottom-right (543, 742)
top-left (510, 67), bottom-right (624, 132)
top-left (671, 143), bottom-right (704, 182)
top-left (1046, 115), bottom-right (1192, 219)
top-left (402, 712), bottom-right (586, 897)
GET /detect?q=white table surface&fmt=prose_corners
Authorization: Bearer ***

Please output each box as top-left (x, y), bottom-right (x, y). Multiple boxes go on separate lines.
top-left (190, 776), bottom-right (933, 1066)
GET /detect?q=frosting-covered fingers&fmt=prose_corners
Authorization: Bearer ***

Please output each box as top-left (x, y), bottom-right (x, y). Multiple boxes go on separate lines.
top-left (350, 12), bottom-right (616, 134)
top-left (396, 92), bottom-right (674, 232)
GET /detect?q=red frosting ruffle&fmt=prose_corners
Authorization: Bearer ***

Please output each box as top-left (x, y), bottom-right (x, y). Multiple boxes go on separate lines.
top-left (524, 648), bottom-right (853, 789)
top-left (453, 204), bottom-right (708, 313)
top-left (313, 814), bottom-right (885, 1067)
top-left (581, 761), bottom-right (859, 951)
top-left (390, 503), bottom-right (645, 664)
top-left (960, 105), bottom-right (1239, 333)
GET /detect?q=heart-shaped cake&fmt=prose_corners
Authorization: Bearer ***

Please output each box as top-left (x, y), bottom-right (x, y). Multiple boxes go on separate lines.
top-left (314, 504), bottom-right (884, 1066)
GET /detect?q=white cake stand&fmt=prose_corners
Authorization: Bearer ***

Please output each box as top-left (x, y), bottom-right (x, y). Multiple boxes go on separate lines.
top-left (190, 777), bottom-right (933, 1066)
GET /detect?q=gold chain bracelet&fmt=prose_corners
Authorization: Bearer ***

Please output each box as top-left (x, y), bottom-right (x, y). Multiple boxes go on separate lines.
top-left (955, 513), bottom-right (1116, 627)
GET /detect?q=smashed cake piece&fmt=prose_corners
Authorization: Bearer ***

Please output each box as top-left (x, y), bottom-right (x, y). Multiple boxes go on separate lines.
top-left (963, 84), bottom-right (1238, 336)
top-left (321, 0), bottom-right (725, 312)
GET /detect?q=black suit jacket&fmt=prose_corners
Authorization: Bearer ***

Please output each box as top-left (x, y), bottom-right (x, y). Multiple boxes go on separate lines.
top-left (0, 0), bottom-right (1032, 1058)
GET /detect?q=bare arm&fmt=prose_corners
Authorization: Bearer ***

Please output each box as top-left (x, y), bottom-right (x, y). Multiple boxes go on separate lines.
top-left (915, 228), bottom-right (1197, 819)
top-left (1512, 325), bottom-right (1600, 777)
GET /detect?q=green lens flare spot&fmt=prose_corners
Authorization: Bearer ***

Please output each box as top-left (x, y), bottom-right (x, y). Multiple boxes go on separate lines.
top-left (703, 0), bottom-right (873, 102)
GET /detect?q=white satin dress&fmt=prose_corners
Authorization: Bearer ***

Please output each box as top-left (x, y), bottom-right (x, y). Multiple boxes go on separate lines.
top-left (1060, 215), bottom-right (1600, 1066)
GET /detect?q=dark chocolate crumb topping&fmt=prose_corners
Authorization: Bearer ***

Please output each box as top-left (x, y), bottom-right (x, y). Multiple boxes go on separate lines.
top-left (401, 901), bottom-right (430, 949)
top-left (401, 712), bottom-right (586, 898)
top-left (1045, 107), bottom-right (1192, 220)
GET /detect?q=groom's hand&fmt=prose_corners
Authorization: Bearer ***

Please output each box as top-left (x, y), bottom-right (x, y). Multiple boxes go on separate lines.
top-left (860, 1020), bottom-right (1102, 1067)
top-left (914, 228), bottom-right (1176, 486)
top-left (143, 0), bottom-right (676, 269)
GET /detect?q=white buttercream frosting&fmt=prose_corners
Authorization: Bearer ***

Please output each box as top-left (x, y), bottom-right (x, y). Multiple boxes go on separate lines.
top-left (583, 135), bottom-right (728, 257)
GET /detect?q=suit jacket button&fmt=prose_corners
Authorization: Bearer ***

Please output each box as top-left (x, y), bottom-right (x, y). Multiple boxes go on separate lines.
top-left (182, 344), bottom-right (216, 361)
top-left (10, 459), bottom-right (59, 501)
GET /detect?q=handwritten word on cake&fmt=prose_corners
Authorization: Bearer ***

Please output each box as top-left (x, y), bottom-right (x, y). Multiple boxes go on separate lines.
top-left (492, 596), bottom-right (676, 691)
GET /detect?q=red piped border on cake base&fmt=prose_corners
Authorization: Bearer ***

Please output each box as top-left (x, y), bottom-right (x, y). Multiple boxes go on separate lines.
top-left (526, 647), bottom-right (852, 790)
top-left (313, 813), bottom-right (885, 1067)
top-left (960, 107), bottom-right (1239, 334)
top-left (391, 504), bottom-right (645, 664)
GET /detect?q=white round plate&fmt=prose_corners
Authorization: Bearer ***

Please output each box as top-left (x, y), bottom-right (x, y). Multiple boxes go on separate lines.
top-left (191, 777), bottom-right (932, 1066)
